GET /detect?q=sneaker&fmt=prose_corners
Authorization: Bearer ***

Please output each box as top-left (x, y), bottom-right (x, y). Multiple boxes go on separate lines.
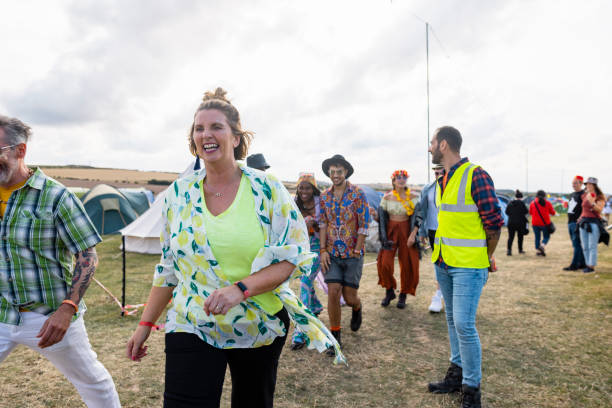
top-left (519, 250), bottom-right (526, 254)
top-left (461, 384), bottom-right (481, 408)
top-left (428, 290), bottom-right (443, 313)
top-left (397, 293), bottom-right (407, 309)
top-left (506, 250), bottom-right (512, 256)
top-left (583, 267), bottom-right (595, 273)
top-left (428, 362), bottom-right (463, 394)
top-left (350, 306), bottom-right (362, 331)
top-left (326, 329), bottom-right (341, 356)
top-left (562, 266), bottom-right (578, 271)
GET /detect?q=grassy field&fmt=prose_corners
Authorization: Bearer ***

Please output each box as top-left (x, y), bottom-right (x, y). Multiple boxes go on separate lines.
top-left (1, 216), bottom-right (610, 407)
top-left (38, 167), bottom-right (179, 183)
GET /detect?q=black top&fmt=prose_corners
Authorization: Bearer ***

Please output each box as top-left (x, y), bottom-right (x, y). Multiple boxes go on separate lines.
top-left (505, 199), bottom-right (528, 228)
top-left (567, 189), bottom-right (584, 223)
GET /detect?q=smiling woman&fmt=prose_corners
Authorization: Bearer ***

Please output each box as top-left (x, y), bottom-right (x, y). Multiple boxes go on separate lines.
top-left (126, 88), bottom-right (344, 408)
top-left (187, 88), bottom-right (252, 162)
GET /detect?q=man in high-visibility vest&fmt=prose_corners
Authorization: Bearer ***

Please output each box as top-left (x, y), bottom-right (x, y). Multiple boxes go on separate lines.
top-left (426, 126), bottom-right (503, 408)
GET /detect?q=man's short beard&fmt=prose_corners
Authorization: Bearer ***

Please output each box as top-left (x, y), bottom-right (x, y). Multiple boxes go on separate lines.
top-left (0, 163), bottom-right (16, 185)
top-left (431, 149), bottom-right (443, 165)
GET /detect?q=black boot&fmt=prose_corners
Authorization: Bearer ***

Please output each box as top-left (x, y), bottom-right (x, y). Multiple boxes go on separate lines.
top-left (381, 288), bottom-right (396, 307)
top-left (350, 305), bottom-right (362, 331)
top-left (397, 293), bottom-right (407, 309)
top-left (427, 363), bottom-right (463, 393)
top-left (461, 384), bottom-right (481, 408)
top-left (326, 329), bottom-right (341, 356)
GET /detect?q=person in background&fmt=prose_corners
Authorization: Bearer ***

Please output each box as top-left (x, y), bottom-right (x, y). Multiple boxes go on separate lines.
top-left (529, 190), bottom-right (556, 256)
top-left (246, 153), bottom-right (270, 171)
top-left (578, 177), bottom-right (606, 273)
top-left (426, 126), bottom-right (503, 408)
top-left (563, 176), bottom-right (586, 271)
top-left (126, 88), bottom-right (343, 408)
top-left (319, 154), bottom-right (370, 354)
top-left (290, 172), bottom-right (324, 350)
top-left (377, 170), bottom-right (420, 309)
top-left (419, 164), bottom-right (446, 313)
top-left (505, 190), bottom-right (528, 256)
top-left (602, 195), bottom-right (611, 225)
top-left (0, 115), bottom-right (121, 408)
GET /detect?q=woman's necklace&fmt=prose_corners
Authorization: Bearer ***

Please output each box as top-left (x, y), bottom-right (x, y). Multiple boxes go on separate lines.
top-left (392, 188), bottom-right (414, 216)
top-left (203, 170), bottom-right (240, 198)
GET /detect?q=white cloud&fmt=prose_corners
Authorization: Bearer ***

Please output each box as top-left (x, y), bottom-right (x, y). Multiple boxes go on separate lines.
top-left (0, 0), bottom-right (610, 193)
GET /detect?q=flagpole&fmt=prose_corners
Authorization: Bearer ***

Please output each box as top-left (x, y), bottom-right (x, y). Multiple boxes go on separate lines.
top-left (426, 22), bottom-right (431, 184)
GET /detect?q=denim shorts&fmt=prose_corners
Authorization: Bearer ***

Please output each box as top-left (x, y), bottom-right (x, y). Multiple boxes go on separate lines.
top-left (324, 255), bottom-right (364, 289)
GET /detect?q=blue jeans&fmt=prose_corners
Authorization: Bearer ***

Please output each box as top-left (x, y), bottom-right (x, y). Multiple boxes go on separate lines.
top-left (435, 264), bottom-right (488, 388)
top-left (579, 222), bottom-right (600, 266)
top-left (568, 222), bottom-right (585, 268)
top-left (533, 226), bottom-right (550, 249)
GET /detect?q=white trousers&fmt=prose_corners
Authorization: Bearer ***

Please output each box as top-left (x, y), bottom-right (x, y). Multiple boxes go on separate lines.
top-left (0, 312), bottom-right (121, 408)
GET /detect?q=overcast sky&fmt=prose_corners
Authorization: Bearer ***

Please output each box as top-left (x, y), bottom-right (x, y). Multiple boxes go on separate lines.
top-left (1, 0), bottom-right (610, 193)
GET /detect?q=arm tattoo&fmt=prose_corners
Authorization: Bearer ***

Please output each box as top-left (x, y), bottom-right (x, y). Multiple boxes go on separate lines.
top-left (67, 247), bottom-right (99, 304)
top-left (485, 229), bottom-right (501, 259)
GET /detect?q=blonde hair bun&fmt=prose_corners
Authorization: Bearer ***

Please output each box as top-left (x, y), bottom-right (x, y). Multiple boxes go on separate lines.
top-left (202, 87), bottom-right (231, 104)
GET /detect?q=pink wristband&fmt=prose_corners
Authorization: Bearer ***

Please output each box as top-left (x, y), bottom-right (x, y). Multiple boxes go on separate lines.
top-left (139, 321), bottom-right (160, 330)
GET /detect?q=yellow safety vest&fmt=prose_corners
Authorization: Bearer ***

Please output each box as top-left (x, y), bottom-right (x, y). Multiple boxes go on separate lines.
top-left (431, 162), bottom-right (490, 268)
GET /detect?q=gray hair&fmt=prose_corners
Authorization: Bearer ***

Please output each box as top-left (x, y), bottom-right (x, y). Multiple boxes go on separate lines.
top-left (0, 115), bottom-right (32, 145)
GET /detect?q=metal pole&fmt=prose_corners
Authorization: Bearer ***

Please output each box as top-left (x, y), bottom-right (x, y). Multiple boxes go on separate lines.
top-left (426, 22), bottom-right (431, 184)
top-left (121, 235), bottom-right (126, 317)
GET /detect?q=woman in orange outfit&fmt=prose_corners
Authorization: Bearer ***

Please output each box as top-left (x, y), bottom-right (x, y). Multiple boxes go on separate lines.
top-left (377, 170), bottom-right (420, 309)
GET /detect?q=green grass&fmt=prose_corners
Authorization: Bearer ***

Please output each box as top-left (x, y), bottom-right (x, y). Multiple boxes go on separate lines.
top-left (1, 216), bottom-right (611, 407)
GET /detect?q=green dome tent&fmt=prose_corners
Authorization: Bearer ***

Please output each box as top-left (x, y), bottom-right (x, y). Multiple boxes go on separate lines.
top-left (81, 184), bottom-right (140, 235)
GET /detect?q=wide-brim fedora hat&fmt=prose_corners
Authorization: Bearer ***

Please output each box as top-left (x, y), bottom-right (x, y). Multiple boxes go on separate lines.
top-left (322, 154), bottom-right (354, 178)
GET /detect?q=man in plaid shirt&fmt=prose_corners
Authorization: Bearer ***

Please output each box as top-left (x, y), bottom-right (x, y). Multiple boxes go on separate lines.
top-left (0, 115), bottom-right (120, 407)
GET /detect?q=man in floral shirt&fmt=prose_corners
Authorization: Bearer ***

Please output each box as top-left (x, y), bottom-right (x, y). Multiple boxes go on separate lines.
top-left (319, 154), bottom-right (370, 352)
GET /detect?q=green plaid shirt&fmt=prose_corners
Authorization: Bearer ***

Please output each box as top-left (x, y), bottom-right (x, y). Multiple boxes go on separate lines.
top-left (0, 169), bottom-right (102, 325)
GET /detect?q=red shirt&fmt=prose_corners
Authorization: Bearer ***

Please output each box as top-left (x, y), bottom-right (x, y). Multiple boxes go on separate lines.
top-left (580, 193), bottom-right (604, 219)
top-left (529, 200), bottom-right (556, 226)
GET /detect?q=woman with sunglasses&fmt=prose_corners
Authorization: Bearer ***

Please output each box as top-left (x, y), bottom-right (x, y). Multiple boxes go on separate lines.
top-left (377, 170), bottom-right (420, 308)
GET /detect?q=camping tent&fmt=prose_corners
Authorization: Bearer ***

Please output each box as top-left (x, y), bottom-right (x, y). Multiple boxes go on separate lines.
top-left (119, 188), bottom-right (153, 214)
top-left (358, 185), bottom-right (384, 212)
top-left (81, 184), bottom-right (140, 235)
top-left (120, 160), bottom-right (199, 254)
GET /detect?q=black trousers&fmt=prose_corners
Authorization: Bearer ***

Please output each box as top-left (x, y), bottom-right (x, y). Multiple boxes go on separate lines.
top-left (507, 225), bottom-right (524, 252)
top-left (164, 308), bottom-right (290, 408)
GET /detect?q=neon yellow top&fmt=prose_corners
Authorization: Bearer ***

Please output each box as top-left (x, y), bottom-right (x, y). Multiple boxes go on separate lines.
top-left (201, 173), bottom-right (283, 315)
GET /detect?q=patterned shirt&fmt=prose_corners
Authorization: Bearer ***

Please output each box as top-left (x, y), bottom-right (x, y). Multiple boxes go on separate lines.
top-left (0, 169), bottom-right (102, 325)
top-left (437, 158), bottom-right (504, 231)
top-left (319, 182), bottom-right (370, 258)
top-left (153, 164), bottom-right (345, 364)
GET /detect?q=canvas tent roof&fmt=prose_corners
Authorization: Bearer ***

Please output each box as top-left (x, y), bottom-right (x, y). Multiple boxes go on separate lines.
top-left (82, 184), bottom-right (140, 235)
top-left (120, 160), bottom-right (198, 254)
top-left (119, 189), bottom-right (151, 215)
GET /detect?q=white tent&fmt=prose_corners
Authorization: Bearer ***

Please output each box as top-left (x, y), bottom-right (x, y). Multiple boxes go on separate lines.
top-left (120, 160), bottom-right (198, 254)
